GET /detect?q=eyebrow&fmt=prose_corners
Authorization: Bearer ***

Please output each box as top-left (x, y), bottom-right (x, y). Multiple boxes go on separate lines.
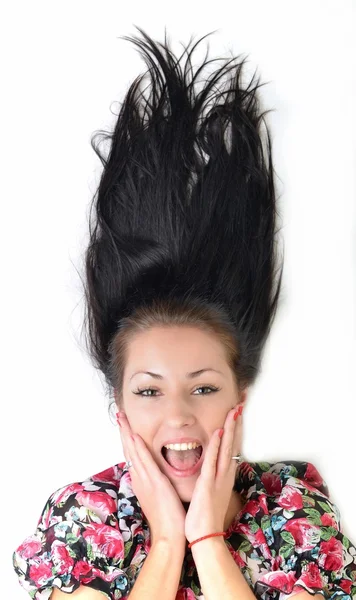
top-left (129, 368), bottom-right (225, 382)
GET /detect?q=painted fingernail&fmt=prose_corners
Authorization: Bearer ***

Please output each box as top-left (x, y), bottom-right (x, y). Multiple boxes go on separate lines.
top-left (234, 406), bottom-right (243, 420)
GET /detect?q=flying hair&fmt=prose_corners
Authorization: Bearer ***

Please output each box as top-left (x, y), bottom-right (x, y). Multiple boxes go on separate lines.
top-left (81, 26), bottom-right (285, 409)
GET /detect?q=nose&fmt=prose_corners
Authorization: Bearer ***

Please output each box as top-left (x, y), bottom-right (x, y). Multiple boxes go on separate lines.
top-left (162, 398), bottom-right (198, 427)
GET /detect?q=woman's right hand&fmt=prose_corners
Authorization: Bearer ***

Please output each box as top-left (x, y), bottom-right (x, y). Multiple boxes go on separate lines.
top-left (117, 411), bottom-right (187, 550)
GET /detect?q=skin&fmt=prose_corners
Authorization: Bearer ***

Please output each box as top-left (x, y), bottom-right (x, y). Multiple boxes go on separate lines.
top-left (114, 325), bottom-right (249, 530)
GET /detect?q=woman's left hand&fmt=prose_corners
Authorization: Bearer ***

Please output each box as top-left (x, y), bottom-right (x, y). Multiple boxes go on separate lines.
top-left (184, 402), bottom-right (244, 545)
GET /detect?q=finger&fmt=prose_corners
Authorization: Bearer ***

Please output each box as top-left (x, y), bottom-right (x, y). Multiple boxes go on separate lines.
top-left (116, 411), bottom-right (130, 463)
top-left (219, 404), bottom-right (242, 473)
top-left (233, 404), bottom-right (243, 452)
top-left (131, 433), bottom-right (164, 478)
top-left (231, 405), bottom-right (243, 475)
top-left (200, 428), bottom-right (223, 481)
top-left (118, 412), bottom-right (142, 472)
top-left (119, 413), bottom-right (161, 480)
top-left (126, 433), bottom-right (144, 474)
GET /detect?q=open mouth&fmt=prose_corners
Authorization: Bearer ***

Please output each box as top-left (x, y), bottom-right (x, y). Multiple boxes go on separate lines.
top-left (161, 445), bottom-right (203, 471)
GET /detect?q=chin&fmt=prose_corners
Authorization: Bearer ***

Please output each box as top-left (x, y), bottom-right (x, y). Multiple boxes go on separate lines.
top-left (176, 486), bottom-right (193, 504)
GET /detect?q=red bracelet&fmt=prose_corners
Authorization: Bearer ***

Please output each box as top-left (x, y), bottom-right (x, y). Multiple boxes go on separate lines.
top-left (188, 532), bottom-right (227, 548)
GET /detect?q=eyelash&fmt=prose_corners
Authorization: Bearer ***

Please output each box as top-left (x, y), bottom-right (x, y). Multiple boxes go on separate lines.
top-left (133, 385), bottom-right (221, 397)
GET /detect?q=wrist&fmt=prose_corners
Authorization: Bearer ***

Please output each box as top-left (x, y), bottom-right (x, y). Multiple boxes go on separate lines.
top-left (188, 531), bottom-right (227, 549)
top-left (152, 536), bottom-right (186, 553)
top-left (190, 534), bottom-right (226, 552)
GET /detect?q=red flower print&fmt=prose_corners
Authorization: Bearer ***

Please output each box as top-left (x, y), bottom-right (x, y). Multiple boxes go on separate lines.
top-left (42, 505), bottom-right (57, 529)
top-left (270, 555), bottom-right (283, 571)
top-left (17, 535), bottom-right (42, 559)
top-left (284, 518), bottom-right (320, 552)
top-left (320, 512), bottom-right (337, 528)
top-left (52, 483), bottom-right (84, 505)
top-left (82, 523), bottom-right (125, 560)
top-left (12, 459), bottom-right (356, 600)
top-left (29, 559), bottom-right (53, 586)
top-left (92, 465), bottom-right (121, 484)
top-left (235, 522), bottom-right (257, 544)
top-left (298, 561), bottom-right (324, 588)
top-left (339, 579), bottom-right (352, 593)
top-left (278, 485), bottom-right (304, 511)
top-left (76, 490), bottom-right (117, 521)
top-left (240, 462), bottom-right (255, 476)
top-left (319, 537), bottom-right (344, 571)
top-left (254, 528), bottom-right (273, 559)
top-left (51, 540), bottom-right (75, 575)
top-left (258, 494), bottom-right (269, 515)
top-left (303, 464), bottom-right (325, 490)
top-left (89, 566), bottom-right (122, 584)
top-left (257, 569), bottom-right (297, 593)
top-left (261, 472), bottom-right (283, 496)
top-left (72, 560), bottom-right (94, 580)
top-left (242, 498), bottom-right (262, 517)
top-left (229, 548), bottom-right (247, 568)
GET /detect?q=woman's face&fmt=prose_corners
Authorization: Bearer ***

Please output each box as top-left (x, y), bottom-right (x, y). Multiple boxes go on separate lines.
top-left (116, 325), bottom-right (247, 503)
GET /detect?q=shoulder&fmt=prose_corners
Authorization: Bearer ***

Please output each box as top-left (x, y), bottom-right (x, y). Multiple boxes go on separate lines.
top-left (232, 459), bottom-right (356, 600)
top-left (12, 462), bottom-right (148, 599)
top-left (249, 459), bottom-right (332, 498)
top-left (38, 462), bottom-right (125, 531)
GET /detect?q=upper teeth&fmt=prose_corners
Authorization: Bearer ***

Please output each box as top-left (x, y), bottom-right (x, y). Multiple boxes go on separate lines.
top-left (163, 442), bottom-right (202, 451)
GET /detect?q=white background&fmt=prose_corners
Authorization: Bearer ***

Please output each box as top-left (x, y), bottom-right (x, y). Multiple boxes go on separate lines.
top-left (2, 1), bottom-right (355, 597)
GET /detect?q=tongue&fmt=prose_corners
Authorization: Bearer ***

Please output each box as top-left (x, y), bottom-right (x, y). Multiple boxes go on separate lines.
top-left (165, 448), bottom-right (201, 471)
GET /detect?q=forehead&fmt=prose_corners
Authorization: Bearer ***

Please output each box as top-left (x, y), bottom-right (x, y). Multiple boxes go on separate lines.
top-left (125, 326), bottom-right (228, 369)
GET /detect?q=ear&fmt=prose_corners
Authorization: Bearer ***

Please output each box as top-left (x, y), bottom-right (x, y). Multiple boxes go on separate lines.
top-left (113, 387), bottom-right (119, 405)
top-left (239, 387), bottom-right (249, 408)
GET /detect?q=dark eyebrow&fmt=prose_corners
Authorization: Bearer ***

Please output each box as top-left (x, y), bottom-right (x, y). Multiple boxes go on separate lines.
top-left (130, 368), bottom-right (225, 382)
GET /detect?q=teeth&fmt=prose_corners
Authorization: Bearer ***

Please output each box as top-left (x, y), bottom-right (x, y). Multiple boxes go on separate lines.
top-left (163, 442), bottom-right (202, 451)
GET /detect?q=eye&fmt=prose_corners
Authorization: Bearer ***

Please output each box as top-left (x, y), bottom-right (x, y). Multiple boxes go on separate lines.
top-left (132, 385), bottom-right (220, 397)
top-left (193, 385), bottom-right (220, 395)
top-left (133, 387), bottom-right (159, 396)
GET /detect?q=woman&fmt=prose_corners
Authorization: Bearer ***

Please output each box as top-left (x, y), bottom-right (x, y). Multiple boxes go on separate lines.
top-left (12, 27), bottom-right (356, 600)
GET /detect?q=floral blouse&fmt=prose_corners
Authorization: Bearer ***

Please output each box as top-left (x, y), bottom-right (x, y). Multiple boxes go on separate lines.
top-left (12, 459), bottom-right (356, 600)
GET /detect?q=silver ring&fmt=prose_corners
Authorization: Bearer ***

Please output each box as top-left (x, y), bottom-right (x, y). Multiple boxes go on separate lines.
top-left (125, 454), bottom-right (243, 470)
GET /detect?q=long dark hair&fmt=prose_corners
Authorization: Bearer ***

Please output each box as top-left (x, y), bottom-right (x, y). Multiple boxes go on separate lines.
top-left (81, 26), bottom-right (284, 412)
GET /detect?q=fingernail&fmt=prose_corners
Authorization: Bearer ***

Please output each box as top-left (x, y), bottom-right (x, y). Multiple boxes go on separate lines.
top-left (234, 406), bottom-right (243, 420)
